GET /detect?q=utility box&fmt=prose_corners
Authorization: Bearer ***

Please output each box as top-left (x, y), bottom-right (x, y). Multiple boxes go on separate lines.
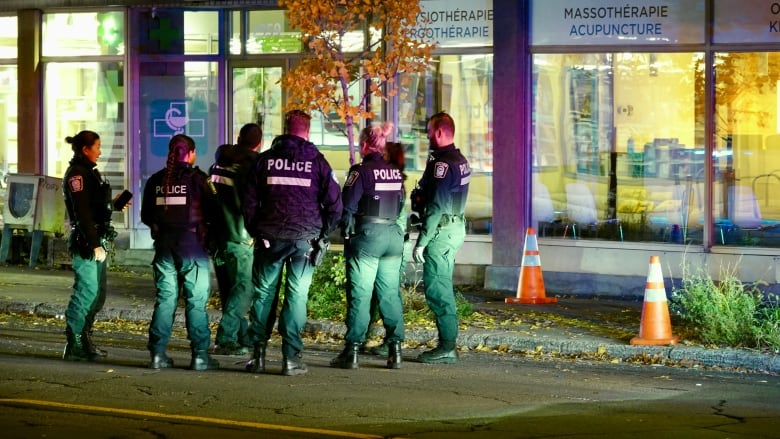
top-left (1, 174), bottom-right (67, 267)
top-left (3, 174), bottom-right (66, 233)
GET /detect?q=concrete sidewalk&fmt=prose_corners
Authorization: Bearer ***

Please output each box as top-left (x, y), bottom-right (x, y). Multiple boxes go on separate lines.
top-left (0, 264), bottom-right (778, 374)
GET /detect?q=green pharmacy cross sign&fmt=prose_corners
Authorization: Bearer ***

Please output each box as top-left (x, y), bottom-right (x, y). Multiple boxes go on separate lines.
top-left (149, 18), bottom-right (181, 51)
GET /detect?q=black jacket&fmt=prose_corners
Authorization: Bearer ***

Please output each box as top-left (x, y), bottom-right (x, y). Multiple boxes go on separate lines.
top-left (63, 155), bottom-right (113, 250)
top-left (243, 134), bottom-right (343, 241)
top-left (340, 152), bottom-right (405, 232)
top-left (415, 144), bottom-right (471, 247)
top-left (209, 144), bottom-right (257, 245)
top-left (141, 162), bottom-right (218, 249)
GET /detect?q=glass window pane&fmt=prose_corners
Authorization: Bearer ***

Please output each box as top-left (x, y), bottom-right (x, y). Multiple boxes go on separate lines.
top-left (0, 66), bottom-right (17, 200)
top-left (184, 11), bottom-right (219, 55)
top-left (247, 10), bottom-right (301, 54)
top-left (232, 67), bottom-right (283, 149)
top-left (137, 10), bottom-right (219, 55)
top-left (230, 10), bottom-right (241, 55)
top-left (532, 53), bottom-right (703, 244)
top-left (397, 54), bottom-right (494, 234)
top-left (714, 52), bottom-right (780, 247)
top-left (138, 61), bottom-right (220, 213)
top-left (0, 16), bottom-right (18, 58)
top-left (43, 12), bottom-right (125, 56)
top-left (44, 62), bottom-right (126, 225)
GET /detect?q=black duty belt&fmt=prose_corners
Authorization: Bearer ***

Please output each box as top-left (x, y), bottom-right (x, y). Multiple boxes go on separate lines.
top-left (356, 216), bottom-right (396, 225)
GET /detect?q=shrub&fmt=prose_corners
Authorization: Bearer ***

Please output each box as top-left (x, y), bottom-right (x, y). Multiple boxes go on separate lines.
top-left (308, 251), bottom-right (474, 324)
top-left (308, 253), bottom-right (348, 320)
top-left (670, 263), bottom-right (780, 351)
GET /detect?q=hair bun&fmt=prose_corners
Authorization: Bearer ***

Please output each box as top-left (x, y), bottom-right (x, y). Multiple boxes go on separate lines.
top-left (380, 122), bottom-right (394, 139)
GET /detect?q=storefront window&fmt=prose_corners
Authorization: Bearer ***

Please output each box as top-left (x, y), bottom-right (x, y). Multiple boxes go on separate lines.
top-left (183, 11), bottom-right (219, 55)
top-left (0, 16), bottom-right (17, 58)
top-left (242, 10), bottom-right (302, 54)
top-left (43, 12), bottom-right (125, 56)
top-left (138, 61), bottom-right (220, 202)
top-left (0, 16), bottom-right (17, 213)
top-left (44, 62), bottom-right (125, 224)
top-left (0, 66), bottom-right (16, 188)
top-left (532, 52), bottom-right (704, 244)
top-left (399, 54), bottom-right (493, 234)
top-left (713, 52), bottom-right (780, 247)
top-left (135, 9), bottom-right (219, 56)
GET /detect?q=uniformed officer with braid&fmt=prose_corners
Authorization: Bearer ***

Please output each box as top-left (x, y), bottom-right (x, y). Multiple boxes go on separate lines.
top-left (141, 134), bottom-right (220, 371)
top-left (412, 112), bottom-right (471, 364)
top-left (331, 122), bottom-right (406, 370)
top-left (209, 123), bottom-right (263, 356)
top-left (62, 130), bottom-right (129, 361)
top-left (243, 109), bottom-right (342, 376)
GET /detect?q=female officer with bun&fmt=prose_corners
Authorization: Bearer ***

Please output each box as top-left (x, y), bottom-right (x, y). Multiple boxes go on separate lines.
top-left (330, 122), bottom-right (406, 370)
top-left (62, 130), bottom-right (130, 361)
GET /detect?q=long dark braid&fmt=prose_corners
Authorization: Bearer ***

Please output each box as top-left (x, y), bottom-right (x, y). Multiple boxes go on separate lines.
top-left (163, 134), bottom-right (195, 208)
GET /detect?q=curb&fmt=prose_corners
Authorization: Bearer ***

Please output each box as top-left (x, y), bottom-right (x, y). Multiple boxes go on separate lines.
top-left (3, 299), bottom-right (778, 375)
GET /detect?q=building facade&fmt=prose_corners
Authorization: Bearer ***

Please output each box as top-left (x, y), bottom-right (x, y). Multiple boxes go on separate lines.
top-left (1, 0), bottom-right (780, 296)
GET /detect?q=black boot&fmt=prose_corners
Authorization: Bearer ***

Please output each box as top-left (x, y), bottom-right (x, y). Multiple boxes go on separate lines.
top-left (282, 353), bottom-right (308, 376)
top-left (82, 329), bottom-right (108, 358)
top-left (245, 343), bottom-right (267, 373)
top-left (369, 341), bottom-right (389, 356)
top-left (190, 350), bottom-right (219, 371)
top-left (63, 331), bottom-right (97, 362)
top-left (387, 341), bottom-right (402, 370)
top-left (150, 352), bottom-right (174, 369)
top-left (330, 343), bottom-right (360, 369)
top-left (417, 341), bottom-right (458, 364)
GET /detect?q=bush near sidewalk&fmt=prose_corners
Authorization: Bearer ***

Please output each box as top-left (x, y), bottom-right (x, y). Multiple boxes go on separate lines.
top-left (309, 252), bottom-right (473, 325)
top-left (670, 263), bottom-right (780, 352)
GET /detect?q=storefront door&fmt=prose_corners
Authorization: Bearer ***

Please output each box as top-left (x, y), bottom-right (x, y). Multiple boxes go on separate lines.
top-left (231, 64), bottom-right (284, 148)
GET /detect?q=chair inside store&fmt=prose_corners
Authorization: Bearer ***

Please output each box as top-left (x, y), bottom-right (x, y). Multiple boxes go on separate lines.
top-left (647, 184), bottom-right (691, 243)
top-left (564, 182), bottom-right (623, 241)
top-left (726, 185), bottom-right (780, 240)
top-left (532, 182), bottom-right (563, 237)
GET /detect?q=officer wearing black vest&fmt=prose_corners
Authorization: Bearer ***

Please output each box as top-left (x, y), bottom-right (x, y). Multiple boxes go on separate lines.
top-left (62, 130), bottom-right (127, 361)
top-left (210, 123), bottom-right (263, 356)
top-left (412, 112), bottom-right (470, 364)
top-left (243, 109), bottom-right (342, 376)
top-left (141, 134), bottom-right (220, 371)
top-left (331, 123), bottom-right (406, 370)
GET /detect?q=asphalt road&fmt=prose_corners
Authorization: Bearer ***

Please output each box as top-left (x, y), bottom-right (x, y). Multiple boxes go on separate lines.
top-left (1, 314), bottom-right (779, 438)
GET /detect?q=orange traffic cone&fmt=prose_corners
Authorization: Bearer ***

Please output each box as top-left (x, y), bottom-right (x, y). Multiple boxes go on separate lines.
top-left (506, 227), bottom-right (557, 304)
top-left (630, 255), bottom-right (679, 345)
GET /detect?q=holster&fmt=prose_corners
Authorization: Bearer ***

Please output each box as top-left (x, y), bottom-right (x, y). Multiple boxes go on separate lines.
top-left (309, 238), bottom-right (330, 267)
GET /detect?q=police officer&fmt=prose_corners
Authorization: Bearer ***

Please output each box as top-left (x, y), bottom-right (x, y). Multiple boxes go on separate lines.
top-left (363, 140), bottom-right (409, 357)
top-left (411, 112), bottom-right (470, 364)
top-left (331, 123), bottom-right (406, 370)
top-left (243, 109), bottom-right (342, 376)
top-left (210, 123), bottom-right (263, 356)
top-left (62, 130), bottom-right (127, 361)
top-left (141, 134), bottom-right (220, 371)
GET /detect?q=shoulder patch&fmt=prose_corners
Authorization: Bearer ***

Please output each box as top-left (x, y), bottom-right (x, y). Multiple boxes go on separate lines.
top-left (345, 170), bottom-right (359, 187)
top-left (434, 162), bottom-right (449, 179)
top-left (68, 175), bottom-right (84, 192)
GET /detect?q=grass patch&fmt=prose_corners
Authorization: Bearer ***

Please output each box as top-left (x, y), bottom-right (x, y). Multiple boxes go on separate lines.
top-left (670, 262), bottom-right (780, 351)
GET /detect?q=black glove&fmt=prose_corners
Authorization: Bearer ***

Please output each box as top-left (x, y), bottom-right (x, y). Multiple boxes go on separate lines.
top-left (310, 237), bottom-right (330, 266)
